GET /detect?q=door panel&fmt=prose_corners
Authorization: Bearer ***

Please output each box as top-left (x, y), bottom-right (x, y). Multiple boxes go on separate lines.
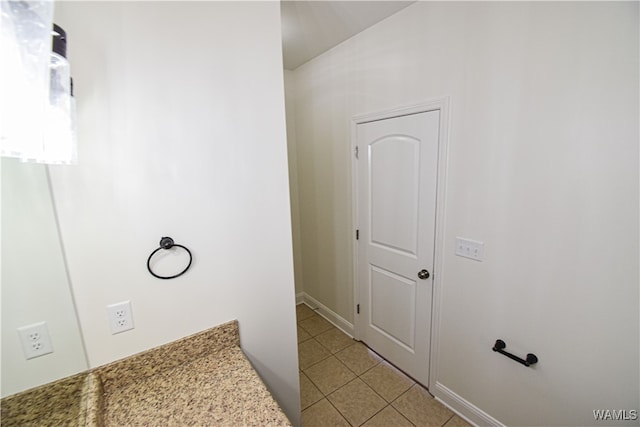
top-left (357, 110), bottom-right (440, 386)
top-left (370, 265), bottom-right (416, 350)
top-left (370, 135), bottom-right (420, 256)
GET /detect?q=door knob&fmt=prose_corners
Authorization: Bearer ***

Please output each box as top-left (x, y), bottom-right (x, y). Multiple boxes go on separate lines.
top-left (418, 269), bottom-right (430, 280)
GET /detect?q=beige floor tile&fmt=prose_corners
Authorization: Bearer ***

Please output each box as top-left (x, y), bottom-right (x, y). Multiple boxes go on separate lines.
top-left (443, 415), bottom-right (472, 427)
top-left (299, 314), bottom-right (334, 337)
top-left (296, 304), bottom-right (316, 322)
top-left (297, 326), bottom-right (312, 343)
top-left (300, 372), bottom-right (324, 410)
top-left (304, 356), bottom-right (356, 395)
top-left (298, 339), bottom-right (331, 370)
top-left (302, 398), bottom-right (350, 427)
top-left (362, 405), bottom-right (414, 427)
top-left (327, 378), bottom-right (387, 427)
top-left (360, 360), bottom-right (415, 402)
top-left (315, 328), bottom-right (355, 354)
top-left (392, 384), bottom-right (453, 427)
top-left (335, 342), bottom-right (382, 375)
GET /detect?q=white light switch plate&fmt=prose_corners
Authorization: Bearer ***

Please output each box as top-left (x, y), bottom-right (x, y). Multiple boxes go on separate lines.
top-left (455, 237), bottom-right (484, 261)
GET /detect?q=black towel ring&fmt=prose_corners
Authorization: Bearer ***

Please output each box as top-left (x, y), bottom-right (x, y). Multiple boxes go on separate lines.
top-left (147, 237), bottom-right (192, 279)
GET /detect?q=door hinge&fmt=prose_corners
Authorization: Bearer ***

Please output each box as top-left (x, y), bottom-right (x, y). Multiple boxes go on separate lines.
top-left (357, 304), bottom-right (360, 314)
top-left (356, 229), bottom-right (359, 240)
top-left (355, 146), bottom-right (359, 159)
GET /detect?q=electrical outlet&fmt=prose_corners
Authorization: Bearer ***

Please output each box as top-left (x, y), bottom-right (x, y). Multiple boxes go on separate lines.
top-left (18, 322), bottom-right (54, 359)
top-left (107, 301), bottom-right (134, 334)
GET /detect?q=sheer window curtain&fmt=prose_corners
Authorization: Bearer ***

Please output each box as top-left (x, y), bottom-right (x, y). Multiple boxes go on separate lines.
top-left (1, 0), bottom-right (77, 165)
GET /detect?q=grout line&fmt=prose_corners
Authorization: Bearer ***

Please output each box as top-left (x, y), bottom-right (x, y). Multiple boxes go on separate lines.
top-left (298, 317), bottom-right (443, 427)
top-left (302, 344), bottom-right (413, 426)
top-left (319, 377), bottom-right (357, 425)
top-left (324, 396), bottom-right (353, 426)
top-left (300, 338), bottom-right (334, 370)
top-left (441, 413), bottom-right (455, 427)
top-left (299, 371), bottom-right (324, 411)
top-left (357, 403), bottom-right (393, 427)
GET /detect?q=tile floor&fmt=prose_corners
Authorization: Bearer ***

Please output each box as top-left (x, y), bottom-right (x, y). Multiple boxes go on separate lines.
top-left (296, 303), bottom-right (471, 427)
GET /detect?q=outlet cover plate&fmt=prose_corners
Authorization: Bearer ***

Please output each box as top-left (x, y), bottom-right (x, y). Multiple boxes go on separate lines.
top-left (455, 237), bottom-right (485, 261)
top-left (107, 301), bottom-right (134, 334)
top-left (18, 322), bottom-right (54, 359)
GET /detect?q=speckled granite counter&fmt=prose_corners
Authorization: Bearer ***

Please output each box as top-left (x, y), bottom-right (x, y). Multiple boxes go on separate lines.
top-left (1, 320), bottom-right (291, 427)
top-left (1, 372), bottom-right (92, 427)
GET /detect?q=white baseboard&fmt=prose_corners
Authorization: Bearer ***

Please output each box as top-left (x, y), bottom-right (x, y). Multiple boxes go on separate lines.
top-left (433, 382), bottom-right (505, 427)
top-left (297, 292), bottom-right (354, 338)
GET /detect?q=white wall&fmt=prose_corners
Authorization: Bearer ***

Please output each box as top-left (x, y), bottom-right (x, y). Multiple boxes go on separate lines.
top-left (289, 2), bottom-right (638, 426)
top-left (1, 160), bottom-right (88, 397)
top-left (284, 69), bottom-right (304, 297)
top-left (50, 2), bottom-right (300, 423)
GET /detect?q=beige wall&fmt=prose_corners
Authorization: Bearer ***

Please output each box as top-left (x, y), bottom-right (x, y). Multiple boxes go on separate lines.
top-left (288, 2), bottom-right (638, 425)
top-left (48, 2), bottom-right (300, 422)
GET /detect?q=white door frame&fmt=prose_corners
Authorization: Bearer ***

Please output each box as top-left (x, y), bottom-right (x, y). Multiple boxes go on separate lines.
top-left (351, 97), bottom-right (450, 391)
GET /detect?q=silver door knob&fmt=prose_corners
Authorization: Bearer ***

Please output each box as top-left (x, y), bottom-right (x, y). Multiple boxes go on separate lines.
top-left (418, 269), bottom-right (430, 280)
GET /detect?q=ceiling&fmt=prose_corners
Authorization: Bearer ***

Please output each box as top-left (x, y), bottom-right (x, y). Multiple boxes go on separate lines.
top-left (281, 1), bottom-right (415, 70)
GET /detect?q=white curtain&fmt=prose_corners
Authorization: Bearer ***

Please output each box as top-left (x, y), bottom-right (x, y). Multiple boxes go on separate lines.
top-left (1, 0), bottom-right (77, 164)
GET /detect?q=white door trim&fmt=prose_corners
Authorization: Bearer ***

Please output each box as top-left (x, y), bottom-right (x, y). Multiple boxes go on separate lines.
top-left (351, 97), bottom-right (450, 391)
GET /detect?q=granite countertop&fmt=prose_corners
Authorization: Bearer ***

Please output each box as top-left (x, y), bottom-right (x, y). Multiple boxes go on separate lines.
top-left (1, 320), bottom-right (291, 427)
top-left (101, 345), bottom-right (288, 426)
top-left (0, 373), bottom-right (94, 427)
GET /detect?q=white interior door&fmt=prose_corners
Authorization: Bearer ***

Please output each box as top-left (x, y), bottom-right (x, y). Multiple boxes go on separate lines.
top-left (356, 110), bottom-right (440, 386)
